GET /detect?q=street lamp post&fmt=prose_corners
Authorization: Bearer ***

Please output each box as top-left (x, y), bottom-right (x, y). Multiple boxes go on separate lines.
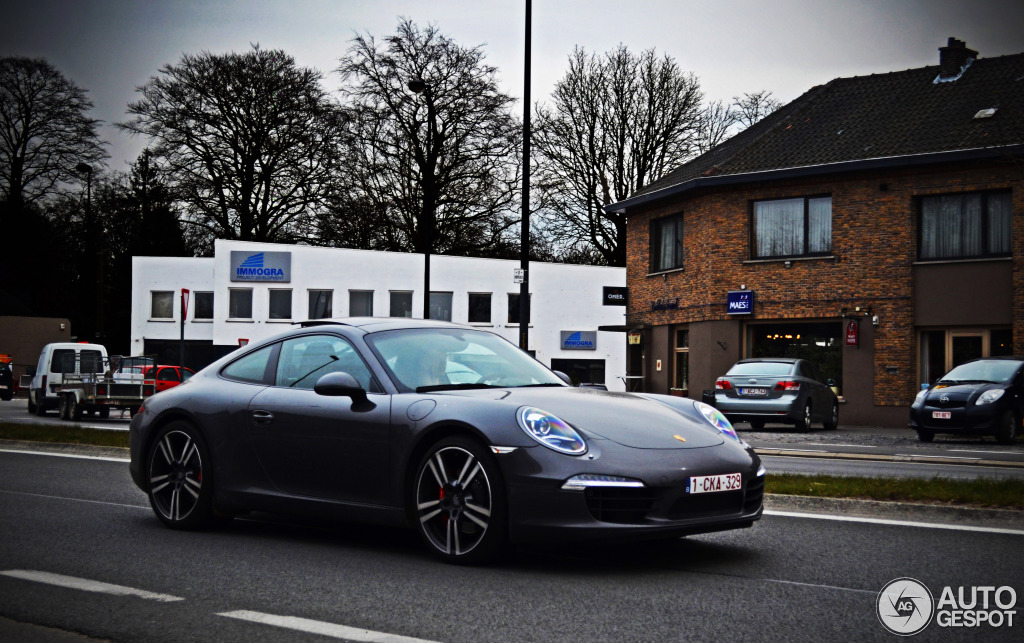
top-left (408, 77), bottom-right (435, 320)
top-left (520, 0), bottom-right (532, 351)
top-left (76, 162), bottom-right (102, 342)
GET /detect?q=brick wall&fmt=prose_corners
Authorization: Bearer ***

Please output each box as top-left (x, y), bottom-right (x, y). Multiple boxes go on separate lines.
top-left (625, 160), bottom-right (1024, 407)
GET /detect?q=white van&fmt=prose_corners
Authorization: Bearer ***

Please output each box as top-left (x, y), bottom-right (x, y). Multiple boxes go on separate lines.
top-left (27, 342), bottom-right (108, 415)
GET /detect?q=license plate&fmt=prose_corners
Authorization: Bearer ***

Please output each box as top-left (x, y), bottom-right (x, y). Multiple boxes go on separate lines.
top-left (932, 411), bottom-right (952, 419)
top-left (739, 387), bottom-right (767, 396)
top-left (688, 473), bottom-right (742, 494)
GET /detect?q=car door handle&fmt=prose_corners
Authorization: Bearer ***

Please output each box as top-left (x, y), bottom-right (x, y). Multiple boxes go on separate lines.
top-left (251, 410), bottom-right (274, 424)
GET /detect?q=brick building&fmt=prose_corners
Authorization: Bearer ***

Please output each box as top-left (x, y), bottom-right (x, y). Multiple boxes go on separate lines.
top-left (606, 38), bottom-right (1023, 427)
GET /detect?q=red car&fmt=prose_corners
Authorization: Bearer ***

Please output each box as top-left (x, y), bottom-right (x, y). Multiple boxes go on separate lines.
top-left (142, 365), bottom-right (196, 393)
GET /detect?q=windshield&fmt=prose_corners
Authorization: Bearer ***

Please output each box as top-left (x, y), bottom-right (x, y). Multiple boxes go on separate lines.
top-left (939, 359), bottom-right (1022, 385)
top-left (366, 327), bottom-right (565, 393)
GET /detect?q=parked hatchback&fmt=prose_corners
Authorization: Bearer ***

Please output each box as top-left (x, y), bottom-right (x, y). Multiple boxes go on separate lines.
top-left (714, 357), bottom-right (839, 431)
top-left (909, 356), bottom-right (1023, 444)
top-left (141, 365), bottom-right (195, 393)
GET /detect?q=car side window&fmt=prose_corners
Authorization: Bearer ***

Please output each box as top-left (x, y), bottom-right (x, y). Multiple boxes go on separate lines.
top-left (158, 368), bottom-right (180, 383)
top-left (221, 345), bottom-right (275, 384)
top-left (275, 334), bottom-right (375, 392)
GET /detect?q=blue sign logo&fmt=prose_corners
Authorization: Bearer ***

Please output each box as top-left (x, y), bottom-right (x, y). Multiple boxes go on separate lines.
top-left (727, 290), bottom-right (754, 315)
top-left (230, 251), bottom-right (291, 282)
top-left (560, 331), bottom-right (597, 350)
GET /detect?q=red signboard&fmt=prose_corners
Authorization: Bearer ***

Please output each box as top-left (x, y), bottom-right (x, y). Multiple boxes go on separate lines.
top-left (845, 320), bottom-right (859, 347)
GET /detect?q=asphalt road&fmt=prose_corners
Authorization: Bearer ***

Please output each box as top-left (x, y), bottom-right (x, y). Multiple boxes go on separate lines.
top-left (1, 449), bottom-right (1022, 642)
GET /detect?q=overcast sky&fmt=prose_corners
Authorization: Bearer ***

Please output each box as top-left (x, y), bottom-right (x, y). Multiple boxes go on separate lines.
top-left (3, 0), bottom-right (1024, 171)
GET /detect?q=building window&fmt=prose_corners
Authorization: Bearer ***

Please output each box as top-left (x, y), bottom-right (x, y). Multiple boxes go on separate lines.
top-left (194, 292), bottom-right (214, 320)
top-left (651, 214), bottom-right (684, 272)
top-left (752, 196), bottom-right (831, 259)
top-left (151, 291), bottom-right (174, 319)
top-left (429, 292), bottom-right (453, 321)
top-left (308, 290), bottom-right (333, 319)
top-left (350, 290), bottom-right (373, 317)
top-left (390, 291), bottom-right (413, 318)
top-left (673, 328), bottom-right (689, 396)
top-left (468, 293), bottom-right (491, 323)
top-left (507, 293), bottom-right (531, 324)
top-left (550, 358), bottom-right (606, 387)
top-left (919, 191), bottom-right (1011, 260)
top-left (228, 288), bottom-right (253, 319)
top-left (269, 289), bottom-right (292, 320)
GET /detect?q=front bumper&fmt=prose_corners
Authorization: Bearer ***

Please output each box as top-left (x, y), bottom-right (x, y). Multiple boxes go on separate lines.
top-left (499, 439), bottom-right (764, 544)
top-left (909, 404), bottom-right (1004, 434)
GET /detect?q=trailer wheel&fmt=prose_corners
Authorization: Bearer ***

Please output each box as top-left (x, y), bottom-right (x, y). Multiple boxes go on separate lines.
top-left (98, 407), bottom-right (110, 419)
top-left (58, 394), bottom-right (69, 420)
top-left (67, 395), bottom-right (83, 421)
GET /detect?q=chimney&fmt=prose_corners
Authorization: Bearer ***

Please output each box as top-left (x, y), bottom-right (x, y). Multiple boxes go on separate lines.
top-left (938, 37), bottom-right (977, 80)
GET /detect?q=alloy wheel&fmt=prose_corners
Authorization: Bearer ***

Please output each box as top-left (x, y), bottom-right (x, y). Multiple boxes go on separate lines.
top-left (149, 429), bottom-right (204, 523)
top-left (415, 444), bottom-right (494, 559)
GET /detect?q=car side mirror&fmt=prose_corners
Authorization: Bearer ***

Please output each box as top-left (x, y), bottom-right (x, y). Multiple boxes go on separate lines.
top-left (826, 378), bottom-right (836, 387)
top-left (26, 366), bottom-right (36, 377)
top-left (314, 372), bottom-right (368, 403)
top-left (552, 370), bottom-right (572, 386)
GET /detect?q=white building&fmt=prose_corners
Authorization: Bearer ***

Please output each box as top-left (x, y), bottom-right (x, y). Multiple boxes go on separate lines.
top-left (131, 240), bottom-right (629, 390)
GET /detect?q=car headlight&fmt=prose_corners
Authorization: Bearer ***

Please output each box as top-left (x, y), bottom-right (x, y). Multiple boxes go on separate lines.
top-left (695, 401), bottom-right (740, 442)
top-left (517, 407), bottom-right (587, 455)
top-left (913, 388), bottom-right (928, 406)
top-left (976, 389), bottom-right (1005, 406)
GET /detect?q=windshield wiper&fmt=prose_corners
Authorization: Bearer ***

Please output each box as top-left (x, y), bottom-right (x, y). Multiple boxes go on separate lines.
top-left (415, 383), bottom-right (502, 393)
top-left (514, 383), bottom-right (565, 388)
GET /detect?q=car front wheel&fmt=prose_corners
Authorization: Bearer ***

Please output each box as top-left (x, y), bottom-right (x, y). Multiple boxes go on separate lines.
top-left (146, 422), bottom-right (214, 529)
top-left (917, 430), bottom-right (934, 443)
top-left (996, 411), bottom-right (1019, 445)
top-left (413, 437), bottom-right (507, 564)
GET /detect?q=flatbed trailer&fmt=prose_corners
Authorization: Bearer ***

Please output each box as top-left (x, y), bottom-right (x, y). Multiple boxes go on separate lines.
top-left (56, 355), bottom-right (157, 420)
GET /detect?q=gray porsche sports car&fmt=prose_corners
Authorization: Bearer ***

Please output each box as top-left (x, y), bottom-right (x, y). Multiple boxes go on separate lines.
top-left (129, 318), bottom-right (764, 564)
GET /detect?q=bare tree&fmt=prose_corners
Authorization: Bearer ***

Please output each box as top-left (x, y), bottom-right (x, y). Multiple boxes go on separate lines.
top-left (120, 46), bottom-right (343, 246)
top-left (732, 90), bottom-right (781, 129)
top-left (333, 19), bottom-right (521, 258)
top-left (0, 57), bottom-right (106, 209)
top-left (533, 46), bottom-right (703, 266)
top-left (695, 99), bottom-right (738, 155)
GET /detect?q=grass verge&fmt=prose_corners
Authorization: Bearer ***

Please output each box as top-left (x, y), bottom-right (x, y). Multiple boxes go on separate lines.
top-left (0, 422), bottom-right (129, 448)
top-left (766, 473), bottom-right (1024, 510)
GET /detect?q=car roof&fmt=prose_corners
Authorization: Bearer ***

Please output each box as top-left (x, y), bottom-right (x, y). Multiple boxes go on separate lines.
top-left (961, 355), bottom-right (1024, 363)
top-left (735, 357), bottom-right (800, 364)
top-left (297, 317), bottom-right (470, 334)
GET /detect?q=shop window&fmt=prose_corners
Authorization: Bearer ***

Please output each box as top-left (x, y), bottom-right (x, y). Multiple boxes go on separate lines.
top-left (390, 291), bottom-right (413, 318)
top-left (429, 292), bottom-right (453, 321)
top-left (228, 288), bottom-right (253, 319)
top-left (308, 290), bottom-right (333, 319)
top-left (752, 196), bottom-right (831, 259)
top-left (507, 293), bottom-right (531, 324)
top-left (268, 289), bottom-right (292, 320)
top-left (918, 191), bottom-right (1011, 260)
top-left (350, 290), bottom-right (373, 317)
top-left (468, 293), bottom-right (491, 323)
top-left (919, 328), bottom-right (1012, 386)
top-left (651, 213), bottom-right (684, 272)
top-left (550, 359), bottom-right (605, 387)
top-left (151, 291), bottom-right (174, 319)
top-left (194, 292), bottom-right (214, 320)
top-left (750, 321), bottom-right (842, 391)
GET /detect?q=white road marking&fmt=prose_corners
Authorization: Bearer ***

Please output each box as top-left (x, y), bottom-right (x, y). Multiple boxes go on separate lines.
top-left (949, 449), bottom-right (1018, 455)
top-left (0, 448), bottom-right (128, 463)
top-left (803, 443), bottom-right (877, 448)
top-left (767, 448), bottom-right (827, 453)
top-left (218, 610), bottom-right (439, 642)
top-left (0, 488), bottom-right (148, 510)
top-left (0, 570), bottom-right (183, 602)
top-left (894, 454), bottom-right (980, 460)
top-left (765, 510), bottom-right (1024, 536)
top-left (763, 577), bottom-right (877, 595)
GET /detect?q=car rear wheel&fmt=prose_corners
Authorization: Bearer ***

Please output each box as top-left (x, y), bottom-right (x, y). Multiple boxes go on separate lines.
top-left (413, 437), bottom-right (507, 565)
top-left (67, 395), bottom-right (82, 421)
top-left (996, 411), bottom-right (1019, 445)
top-left (917, 430), bottom-right (934, 443)
top-left (795, 402), bottom-right (812, 432)
top-left (749, 420), bottom-right (765, 430)
top-left (27, 395), bottom-right (37, 414)
top-left (824, 401), bottom-right (839, 431)
top-left (146, 422), bottom-right (214, 530)
top-left (34, 392), bottom-right (47, 416)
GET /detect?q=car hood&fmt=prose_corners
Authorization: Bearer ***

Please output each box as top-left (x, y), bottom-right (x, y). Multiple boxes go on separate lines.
top-left (925, 382), bottom-right (1000, 403)
top-left (437, 387), bottom-right (726, 449)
